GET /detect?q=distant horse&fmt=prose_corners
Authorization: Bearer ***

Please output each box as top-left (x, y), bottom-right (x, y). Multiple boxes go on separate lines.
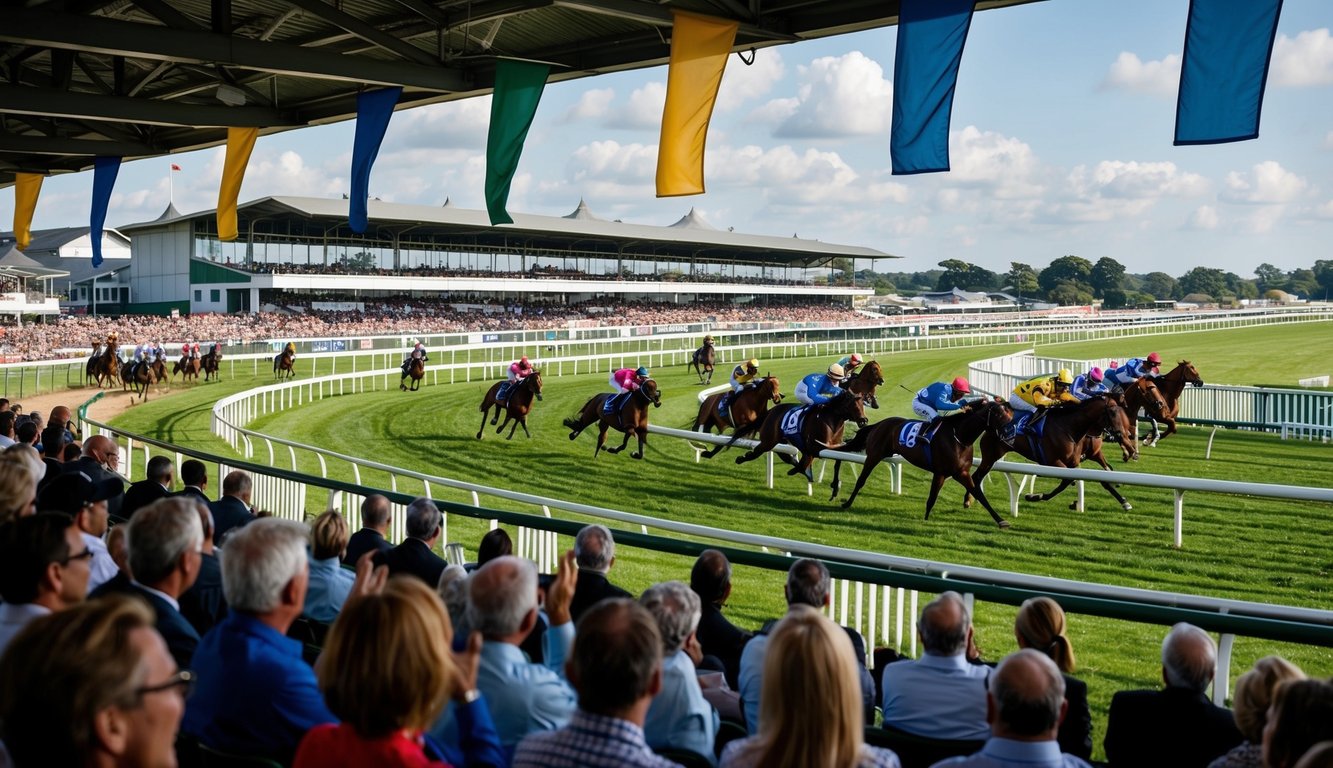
top-left (89, 343), bottom-right (120, 388)
top-left (173, 354), bottom-right (201, 383)
top-left (273, 349), bottom-right (296, 380)
top-left (734, 390), bottom-right (868, 483)
top-left (1128, 360), bottom-right (1203, 445)
top-left (478, 370), bottom-right (543, 440)
top-left (688, 341), bottom-right (716, 384)
top-left (694, 376), bottom-right (782, 457)
top-left (563, 379), bottom-right (662, 459)
top-left (966, 396), bottom-right (1137, 512)
top-left (830, 399), bottom-right (1014, 528)
top-left (843, 360), bottom-right (885, 409)
top-left (128, 358), bottom-right (168, 403)
top-left (201, 344), bottom-right (223, 382)
top-left (400, 357), bottom-right (426, 391)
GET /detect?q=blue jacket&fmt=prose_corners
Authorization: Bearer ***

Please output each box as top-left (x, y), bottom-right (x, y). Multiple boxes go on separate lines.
top-left (916, 382), bottom-right (965, 413)
top-left (1107, 358), bottom-right (1150, 384)
top-left (1070, 374), bottom-right (1110, 401)
top-left (799, 372), bottom-right (843, 405)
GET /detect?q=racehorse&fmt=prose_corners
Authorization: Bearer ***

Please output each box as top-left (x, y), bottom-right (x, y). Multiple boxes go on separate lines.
top-left (1114, 377), bottom-right (1168, 456)
top-left (734, 390), bottom-right (868, 483)
top-left (1128, 360), bottom-right (1203, 445)
top-left (478, 370), bottom-right (543, 440)
top-left (694, 376), bottom-right (782, 457)
top-left (843, 360), bottom-right (884, 409)
top-left (273, 348), bottom-right (296, 380)
top-left (965, 395), bottom-right (1138, 512)
top-left (400, 357), bottom-right (426, 391)
top-left (829, 399), bottom-right (1015, 528)
top-left (201, 344), bottom-right (223, 382)
top-left (128, 358), bottom-right (168, 403)
top-left (88, 343), bottom-right (120, 388)
top-left (563, 379), bottom-right (662, 459)
top-left (173, 354), bottom-right (201, 383)
top-left (688, 341), bottom-right (716, 384)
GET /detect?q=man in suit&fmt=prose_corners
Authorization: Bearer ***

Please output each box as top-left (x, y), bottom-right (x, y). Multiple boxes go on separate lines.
top-left (60, 434), bottom-right (125, 520)
top-left (568, 524), bottom-right (632, 621)
top-left (691, 549), bottom-right (751, 689)
top-left (174, 459), bottom-right (211, 504)
top-left (208, 470), bottom-right (256, 545)
top-left (343, 493), bottom-right (393, 565)
top-left (37, 425), bottom-right (66, 491)
top-left (122, 455), bottom-right (173, 519)
top-left (1103, 623), bottom-right (1242, 768)
top-left (375, 497), bottom-right (446, 587)
top-left (179, 498), bottom-right (227, 635)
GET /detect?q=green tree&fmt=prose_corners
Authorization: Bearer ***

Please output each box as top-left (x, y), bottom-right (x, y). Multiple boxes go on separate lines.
top-left (1178, 267), bottom-right (1227, 298)
top-left (1141, 271), bottom-right (1178, 300)
top-left (935, 259), bottom-right (998, 291)
top-left (1286, 268), bottom-right (1318, 298)
top-left (1047, 280), bottom-right (1093, 306)
top-left (1313, 260), bottom-right (1333, 301)
top-left (1102, 288), bottom-right (1129, 309)
top-left (1254, 263), bottom-right (1284, 291)
top-left (1038, 255), bottom-right (1093, 294)
top-left (1004, 262), bottom-right (1040, 298)
top-left (1224, 272), bottom-right (1258, 300)
top-left (1089, 257), bottom-right (1126, 298)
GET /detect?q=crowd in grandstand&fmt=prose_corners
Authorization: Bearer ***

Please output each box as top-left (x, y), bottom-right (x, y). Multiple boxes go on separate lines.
top-left (1, 433), bottom-right (1331, 768)
top-left (235, 259), bottom-right (809, 286)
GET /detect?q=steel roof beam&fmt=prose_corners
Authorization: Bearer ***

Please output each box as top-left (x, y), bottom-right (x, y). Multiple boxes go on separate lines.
top-left (0, 132), bottom-right (158, 157)
top-left (0, 85), bottom-right (297, 127)
top-left (280, 0), bottom-right (440, 66)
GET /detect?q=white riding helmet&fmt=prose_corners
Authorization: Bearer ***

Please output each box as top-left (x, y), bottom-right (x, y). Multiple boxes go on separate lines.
top-left (827, 363), bottom-right (845, 379)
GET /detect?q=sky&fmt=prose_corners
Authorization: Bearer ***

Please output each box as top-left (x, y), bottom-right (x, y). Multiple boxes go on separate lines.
top-left (6, 0), bottom-right (1333, 278)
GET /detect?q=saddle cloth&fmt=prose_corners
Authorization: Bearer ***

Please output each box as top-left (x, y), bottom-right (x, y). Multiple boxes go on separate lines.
top-left (497, 381), bottom-right (514, 402)
top-left (603, 392), bottom-right (631, 416)
top-left (898, 421), bottom-right (924, 448)
top-left (780, 406), bottom-right (809, 452)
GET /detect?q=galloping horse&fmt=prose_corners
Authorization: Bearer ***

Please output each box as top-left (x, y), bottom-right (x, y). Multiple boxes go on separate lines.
top-left (564, 379), bottom-right (662, 459)
top-left (400, 358), bottom-right (426, 391)
top-left (830, 399), bottom-right (1014, 528)
top-left (201, 344), bottom-right (223, 382)
top-left (688, 341), bottom-right (716, 384)
top-left (843, 360), bottom-right (884, 409)
top-left (1128, 360), bottom-right (1203, 445)
top-left (128, 358), bottom-right (168, 403)
top-left (966, 396), bottom-right (1138, 512)
top-left (88, 343), bottom-right (120, 388)
top-left (273, 348), bottom-right (296, 380)
top-left (478, 370), bottom-right (543, 440)
top-left (1114, 377), bottom-right (1168, 457)
top-left (173, 354), bottom-right (201, 383)
top-left (734, 390), bottom-right (868, 483)
top-left (694, 376), bottom-right (783, 455)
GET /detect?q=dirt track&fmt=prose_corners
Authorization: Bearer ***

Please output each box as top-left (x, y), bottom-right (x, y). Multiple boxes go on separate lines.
top-left (9, 385), bottom-right (171, 426)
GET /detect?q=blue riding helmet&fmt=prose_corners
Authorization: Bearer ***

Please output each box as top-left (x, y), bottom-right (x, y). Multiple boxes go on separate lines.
top-left (635, 366), bottom-right (650, 378)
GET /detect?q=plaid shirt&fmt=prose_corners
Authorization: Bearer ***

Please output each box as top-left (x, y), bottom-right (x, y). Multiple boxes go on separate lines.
top-left (512, 710), bottom-right (682, 768)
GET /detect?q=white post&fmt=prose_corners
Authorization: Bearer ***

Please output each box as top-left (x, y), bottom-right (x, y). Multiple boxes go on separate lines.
top-left (1174, 490), bottom-right (1185, 548)
top-left (1215, 632), bottom-right (1235, 706)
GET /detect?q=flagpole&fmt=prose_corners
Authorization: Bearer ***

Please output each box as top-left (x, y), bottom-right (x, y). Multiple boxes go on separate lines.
top-left (168, 162), bottom-right (174, 207)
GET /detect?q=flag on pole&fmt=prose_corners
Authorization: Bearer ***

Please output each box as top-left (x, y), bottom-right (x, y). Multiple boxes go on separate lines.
top-left (349, 87), bottom-right (402, 234)
top-left (218, 127), bottom-right (259, 242)
top-left (90, 157), bottom-right (122, 267)
top-left (485, 60), bottom-right (550, 226)
top-left (171, 164), bottom-right (182, 171)
top-left (1174, 0), bottom-right (1282, 145)
top-left (890, 0), bottom-right (976, 175)
top-left (13, 173), bottom-right (44, 252)
top-left (655, 10), bottom-right (738, 197)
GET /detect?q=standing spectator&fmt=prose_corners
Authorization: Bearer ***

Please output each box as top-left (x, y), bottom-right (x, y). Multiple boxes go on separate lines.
top-left (304, 509), bottom-right (355, 622)
top-left (0, 513), bottom-right (90, 655)
top-left (179, 499), bottom-right (227, 635)
top-left (36, 470), bottom-right (122, 592)
top-left (343, 493), bottom-right (393, 565)
top-left (1014, 597), bottom-right (1092, 760)
top-left (569, 523), bottom-right (632, 621)
top-left (61, 435), bottom-right (126, 520)
top-left (122, 455), bottom-right (173, 518)
top-left (1262, 679), bottom-right (1333, 768)
top-left (209, 470), bottom-right (256, 544)
top-left (376, 497), bottom-right (447, 587)
top-left (1209, 656), bottom-right (1305, 768)
top-left (691, 549), bottom-right (751, 690)
top-left (641, 581), bottom-right (719, 763)
top-left (174, 459), bottom-right (211, 504)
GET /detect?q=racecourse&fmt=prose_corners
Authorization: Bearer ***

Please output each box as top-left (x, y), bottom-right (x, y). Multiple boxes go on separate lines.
top-left (104, 320), bottom-right (1333, 757)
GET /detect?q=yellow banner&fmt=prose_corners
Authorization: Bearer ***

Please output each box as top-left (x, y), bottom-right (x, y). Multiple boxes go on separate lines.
top-left (655, 11), bottom-right (738, 197)
top-left (217, 127), bottom-right (259, 242)
top-left (13, 173), bottom-right (44, 251)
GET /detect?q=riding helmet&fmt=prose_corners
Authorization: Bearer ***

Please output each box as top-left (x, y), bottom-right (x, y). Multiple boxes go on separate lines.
top-left (1056, 369), bottom-right (1073, 385)
top-left (850, 353), bottom-right (862, 364)
top-left (827, 363), bottom-right (845, 379)
top-left (1089, 367), bottom-right (1104, 382)
top-left (952, 376), bottom-right (971, 394)
top-left (1146, 352), bottom-right (1162, 365)
top-left (520, 356), bottom-right (529, 365)
top-left (747, 358), bottom-right (759, 370)
top-left (636, 366), bottom-right (650, 378)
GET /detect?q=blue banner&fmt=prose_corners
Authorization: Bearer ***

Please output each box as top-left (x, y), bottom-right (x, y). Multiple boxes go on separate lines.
top-left (349, 87), bottom-right (402, 233)
top-left (1175, 0), bottom-right (1283, 145)
top-left (90, 156), bottom-right (121, 267)
top-left (891, 0), bottom-right (975, 175)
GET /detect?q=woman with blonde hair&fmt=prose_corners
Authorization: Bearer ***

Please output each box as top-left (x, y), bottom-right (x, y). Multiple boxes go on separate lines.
top-left (720, 604), bottom-right (899, 768)
top-left (1262, 678), bottom-right (1333, 768)
top-left (302, 509), bottom-right (355, 622)
top-left (1013, 596), bottom-right (1092, 760)
top-left (0, 453), bottom-right (38, 526)
top-left (1209, 656), bottom-right (1303, 768)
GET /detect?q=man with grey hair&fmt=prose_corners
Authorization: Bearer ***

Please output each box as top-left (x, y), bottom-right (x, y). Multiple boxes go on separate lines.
top-left (881, 590), bottom-right (991, 741)
top-left (181, 517), bottom-right (336, 764)
top-left (91, 497), bottom-right (203, 669)
top-left (569, 523), bottom-right (632, 621)
top-left (935, 649), bottom-right (1091, 767)
top-left (1103, 623), bottom-right (1241, 767)
top-left (640, 581), bottom-right (719, 761)
top-left (375, 496), bottom-right (446, 586)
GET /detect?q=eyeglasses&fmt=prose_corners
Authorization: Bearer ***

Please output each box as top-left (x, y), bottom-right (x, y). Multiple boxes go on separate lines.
top-left (60, 547), bottom-right (95, 565)
top-left (136, 669), bottom-right (194, 698)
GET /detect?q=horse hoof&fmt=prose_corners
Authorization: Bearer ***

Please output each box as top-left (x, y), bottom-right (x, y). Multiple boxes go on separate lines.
top-left (1023, 494), bottom-right (1042, 502)
top-left (735, 456), bottom-right (746, 464)
top-left (631, 453), bottom-right (643, 460)
top-left (568, 433), bottom-right (578, 441)
top-left (1122, 502), bottom-right (1133, 511)
top-left (998, 520), bottom-right (1012, 529)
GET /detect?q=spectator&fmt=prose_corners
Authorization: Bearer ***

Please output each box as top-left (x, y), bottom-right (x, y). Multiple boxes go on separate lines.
top-left (0, 410), bottom-right (16, 447)
top-left (376, 497), bottom-right (447, 587)
top-left (437, 563), bottom-right (471, 636)
top-left (174, 459), bottom-right (210, 503)
top-left (721, 605), bottom-right (899, 768)
top-left (569, 523), bottom-right (633, 621)
top-left (640, 580), bottom-right (719, 762)
top-left (63, 441), bottom-right (82, 462)
top-left (513, 598), bottom-right (678, 768)
top-left (1209, 656), bottom-right (1305, 768)
top-left (343, 493), bottom-right (393, 565)
top-left (49, 405), bottom-right (78, 445)
top-left (0, 453), bottom-right (38, 526)
top-left (122, 454), bottom-right (173, 518)
top-left (740, 558), bottom-right (874, 735)
top-left (691, 549), bottom-right (752, 690)
top-left (1294, 742), bottom-right (1333, 768)
top-left (4, 443), bottom-right (44, 487)
top-left (471, 527), bottom-right (513, 571)
top-left (304, 509), bottom-right (355, 622)
top-left (933, 649), bottom-right (1090, 768)
top-left (61, 435), bottom-right (125, 520)
top-left (0, 512), bottom-right (90, 656)
top-left (1104, 623), bottom-right (1242, 767)
top-left (209, 470), bottom-right (256, 544)
top-left (1014, 597), bottom-right (1092, 760)
top-left (294, 577), bottom-right (504, 768)
top-left (1263, 679), bottom-right (1333, 768)
top-left (102, 523), bottom-right (132, 593)
top-left (36, 470), bottom-right (122, 592)
top-left (38, 424), bottom-right (66, 488)
top-left (0, 595), bottom-right (188, 768)
top-left (182, 518), bottom-right (337, 763)
top-left (881, 591), bottom-right (990, 741)
top-left (14, 419), bottom-right (38, 448)
top-left (179, 499), bottom-right (227, 635)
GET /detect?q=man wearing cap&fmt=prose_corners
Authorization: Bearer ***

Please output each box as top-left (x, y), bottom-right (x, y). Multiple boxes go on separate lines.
top-left (1106, 353), bottom-right (1162, 389)
top-left (836, 352), bottom-right (864, 378)
top-left (61, 434), bottom-right (126, 520)
top-left (37, 469), bottom-right (123, 593)
top-left (795, 364), bottom-right (846, 406)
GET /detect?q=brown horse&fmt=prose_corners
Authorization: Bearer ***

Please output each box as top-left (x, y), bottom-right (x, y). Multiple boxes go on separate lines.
top-left (694, 377), bottom-right (783, 456)
top-left (201, 344), bottom-right (223, 382)
top-left (478, 370), bottom-right (544, 440)
top-left (173, 354), bottom-right (201, 382)
top-left (563, 379), bottom-right (662, 459)
top-left (734, 390), bottom-right (868, 483)
top-left (966, 396), bottom-right (1137, 512)
top-left (128, 358), bottom-right (168, 403)
top-left (843, 360), bottom-right (885, 409)
top-left (1112, 377), bottom-right (1168, 457)
top-left (88, 343), bottom-right (120, 388)
top-left (273, 349), bottom-right (296, 380)
top-left (830, 399), bottom-right (1015, 528)
top-left (1127, 361), bottom-right (1203, 445)
top-left (400, 357), bottom-right (426, 391)
top-left (688, 341), bottom-right (716, 384)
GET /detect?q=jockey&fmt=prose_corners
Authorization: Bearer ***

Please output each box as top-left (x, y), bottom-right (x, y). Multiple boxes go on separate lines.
top-left (1069, 367), bottom-right (1110, 402)
top-left (836, 353), bottom-right (863, 378)
top-left (1106, 353), bottom-right (1162, 387)
top-left (729, 359), bottom-right (760, 393)
top-left (702, 335), bottom-right (715, 346)
top-left (191, 342), bottom-right (201, 358)
top-left (912, 377), bottom-right (972, 421)
top-left (1003, 369), bottom-right (1076, 442)
top-left (795, 364), bottom-right (846, 406)
top-left (610, 366), bottom-right (650, 394)
top-left (509, 356), bottom-right (535, 383)
top-left (284, 341), bottom-right (297, 357)
top-left (181, 342), bottom-right (192, 359)
top-left (400, 339), bottom-right (428, 373)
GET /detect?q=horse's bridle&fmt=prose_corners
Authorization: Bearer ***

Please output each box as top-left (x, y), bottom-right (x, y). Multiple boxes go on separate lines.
top-left (1098, 397), bottom-right (1124, 442)
top-left (635, 382), bottom-right (660, 406)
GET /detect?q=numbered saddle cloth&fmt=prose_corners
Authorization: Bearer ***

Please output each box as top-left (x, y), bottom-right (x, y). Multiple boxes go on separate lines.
top-left (780, 406), bottom-right (809, 452)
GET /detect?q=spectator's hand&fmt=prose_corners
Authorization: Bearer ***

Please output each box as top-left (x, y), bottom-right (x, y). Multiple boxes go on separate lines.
top-left (349, 550), bottom-right (389, 601)
top-left (546, 549), bottom-right (578, 626)
top-left (451, 630), bottom-right (484, 702)
top-left (685, 632), bottom-right (704, 666)
top-left (966, 630), bottom-right (983, 663)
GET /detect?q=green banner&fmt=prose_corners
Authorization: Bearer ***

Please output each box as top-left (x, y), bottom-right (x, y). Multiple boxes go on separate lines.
top-left (485, 60), bottom-right (550, 225)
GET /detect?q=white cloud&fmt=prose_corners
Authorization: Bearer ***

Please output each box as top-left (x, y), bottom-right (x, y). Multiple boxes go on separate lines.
top-left (717, 48), bottom-right (785, 110)
top-left (946, 126), bottom-right (1043, 199)
top-left (607, 82), bottom-right (666, 130)
top-left (1045, 160), bottom-right (1206, 224)
top-left (560, 88), bottom-right (615, 123)
top-left (1187, 205), bottom-right (1219, 230)
top-left (388, 97), bottom-right (491, 149)
top-left (772, 51), bottom-right (892, 138)
top-left (1270, 29), bottom-right (1333, 87)
top-left (1237, 206), bottom-right (1285, 234)
top-left (1101, 52), bottom-right (1180, 97)
top-left (1221, 161), bottom-right (1309, 204)
top-left (1315, 200), bottom-right (1333, 219)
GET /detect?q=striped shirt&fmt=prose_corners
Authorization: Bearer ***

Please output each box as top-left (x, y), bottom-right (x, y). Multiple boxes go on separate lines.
top-left (512, 710), bottom-right (682, 768)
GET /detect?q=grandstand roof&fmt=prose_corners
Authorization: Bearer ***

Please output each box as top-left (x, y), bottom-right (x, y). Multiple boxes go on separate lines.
top-left (0, 227), bottom-right (130, 285)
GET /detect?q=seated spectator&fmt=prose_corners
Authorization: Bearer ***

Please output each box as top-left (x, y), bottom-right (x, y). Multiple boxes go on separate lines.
top-left (122, 455), bottom-right (173, 518)
top-left (179, 500), bottom-right (227, 634)
top-left (933, 649), bottom-right (1089, 768)
top-left (4, 444), bottom-right (43, 485)
top-left (741, 558), bottom-right (874, 734)
top-left (294, 577), bottom-right (503, 768)
top-left (304, 509), bottom-right (355, 622)
top-left (691, 549), bottom-right (751, 690)
top-left (182, 518), bottom-right (336, 763)
top-left (467, 527), bottom-right (513, 571)
top-left (1014, 596), bottom-right (1092, 760)
top-left (721, 605), bottom-right (899, 768)
top-left (376, 497), bottom-right (448, 587)
top-left (174, 459), bottom-right (210, 504)
top-left (63, 441), bottom-right (82, 462)
top-left (513, 598), bottom-right (678, 768)
top-left (0, 512), bottom-right (90, 656)
top-left (36, 470), bottom-right (122, 593)
top-left (1209, 656), bottom-right (1304, 768)
top-left (208, 470), bottom-right (256, 544)
top-left (60, 435), bottom-right (124, 520)
top-left (101, 523), bottom-right (132, 593)
top-left (344, 493), bottom-right (393, 565)
top-left (640, 581), bottom-right (719, 762)
top-left (1104, 623), bottom-right (1242, 767)
top-left (38, 425), bottom-right (66, 489)
top-left (1294, 742), bottom-right (1333, 768)
top-left (881, 591), bottom-right (990, 741)
top-left (0, 595), bottom-right (188, 768)
top-left (569, 523), bottom-right (632, 621)
top-left (0, 453), bottom-right (38, 526)
top-left (437, 563), bottom-right (471, 636)
top-left (1263, 678), bottom-right (1333, 768)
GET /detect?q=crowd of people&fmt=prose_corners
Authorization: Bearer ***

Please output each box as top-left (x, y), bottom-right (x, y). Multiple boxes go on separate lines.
top-left (234, 259), bottom-right (811, 287)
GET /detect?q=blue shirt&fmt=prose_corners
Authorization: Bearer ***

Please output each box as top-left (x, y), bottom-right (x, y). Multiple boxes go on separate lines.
top-left (916, 382), bottom-right (965, 413)
top-left (421, 695), bottom-right (507, 768)
top-left (513, 709), bottom-right (681, 768)
top-left (932, 737), bottom-right (1093, 768)
top-left (799, 372), bottom-right (843, 405)
top-left (737, 631), bottom-right (768, 735)
top-left (474, 621), bottom-right (577, 757)
top-left (302, 555), bottom-right (355, 623)
top-left (721, 737), bottom-right (900, 768)
top-left (1068, 375), bottom-right (1109, 402)
top-left (643, 650), bottom-right (719, 763)
top-left (1107, 358), bottom-right (1149, 384)
top-left (881, 653), bottom-right (991, 741)
top-left (182, 612), bottom-right (337, 763)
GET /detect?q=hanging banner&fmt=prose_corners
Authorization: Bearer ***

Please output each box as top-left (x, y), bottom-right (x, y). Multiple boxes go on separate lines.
top-left (350, 87), bottom-right (402, 233)
top-left (1175, 0), bottom-right (1283, 145)
top-left (90, 157), bottom-right (122, 267)
top-left (13, 173), bottom-right (44, 251)
top-left (655, 10), bottom-right (738, 197)
top-left (890, 0), bottom-right (975, 175)
top-left (217, 126), bottom-right (259, 242)
top-left (485, 60), bottom-right (549, 226)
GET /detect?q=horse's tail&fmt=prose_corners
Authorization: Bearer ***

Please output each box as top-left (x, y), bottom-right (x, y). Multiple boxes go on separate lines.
top-left (839, 424), bottom-right (872, 454)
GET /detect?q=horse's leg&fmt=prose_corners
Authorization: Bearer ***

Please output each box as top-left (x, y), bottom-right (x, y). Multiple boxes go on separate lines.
top-left (954, 471), bottom-right (1010, 529)
top-left (923, 474), bottom-right (949, 520)
top-left (506, 414), bottom-right (520, 440)
top-left (476, 401), bottom-right (490, 440)
top-left (631, 427), bottom-right (646, 460)
top-left (1087, 451), bottom-right (1133, 510)
top-left (608, 427), bottom-right (632, 455)
top-left (840, 450), bottom-right (884, 509)
top-left (735, 432), bottom-right (775, 465)
top-left (830, 460), bottom-right (843, 499)
top-left (519, 416), bottom-right (532, 439)
top-left (594, 424), bottom-right (609, 457)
